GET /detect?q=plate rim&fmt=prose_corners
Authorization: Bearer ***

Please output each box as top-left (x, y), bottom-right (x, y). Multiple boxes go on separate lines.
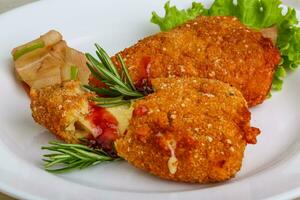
top-left (0, 0), bottom-right (300, 200)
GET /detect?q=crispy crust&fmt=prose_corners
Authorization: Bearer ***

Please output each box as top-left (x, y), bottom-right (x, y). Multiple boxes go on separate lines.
top-left (30, 81), bottom-right (93, 143)
top-left (90, 16), bottom-right (281, 107)
top-left (115, 77), bottom-right (260, 183)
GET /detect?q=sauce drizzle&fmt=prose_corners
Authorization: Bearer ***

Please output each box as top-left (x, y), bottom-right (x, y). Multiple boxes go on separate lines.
top-left (135, 56), bottom-right (153, 95)
top-left (87, 103), bottom-right (119, 152)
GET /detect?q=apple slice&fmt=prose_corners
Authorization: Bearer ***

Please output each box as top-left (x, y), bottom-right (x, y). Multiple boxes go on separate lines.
top-left (12, 30), bottom-right (90, 89)
top-left (62, 47), bottom-right (90, 84)
top-left (12, 30), bottom-right (62, 61)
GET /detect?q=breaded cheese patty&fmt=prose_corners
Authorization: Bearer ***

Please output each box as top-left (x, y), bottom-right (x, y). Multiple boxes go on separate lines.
top-left (115, 77), bottom-right (260, 183)
top-left (91, 16), bottom-right (281, 107)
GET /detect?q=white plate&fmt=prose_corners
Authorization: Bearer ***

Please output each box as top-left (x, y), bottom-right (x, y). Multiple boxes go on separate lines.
top-left (0, 0), bottom-right (300, 199)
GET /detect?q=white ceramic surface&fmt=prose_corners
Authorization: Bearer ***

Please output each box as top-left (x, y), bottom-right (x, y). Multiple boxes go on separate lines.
top-left (0, 0), bottom-right (299, 199)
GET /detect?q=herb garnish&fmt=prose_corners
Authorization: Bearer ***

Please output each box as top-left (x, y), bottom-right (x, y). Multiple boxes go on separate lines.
top-left (42, 141), bottom-right (121, 173)
top-left (84, 44), bottom-right (143, 107)
top-left (70, 65), bottom-right (79, 80)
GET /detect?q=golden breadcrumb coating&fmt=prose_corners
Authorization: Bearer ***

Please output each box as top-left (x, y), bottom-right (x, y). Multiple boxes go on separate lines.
top-left (90, 16), bottom-right (281, 107)
top-left (115, 77), bottom-right (260, 183)
top-left (30, 81), bottom-right (93, 143)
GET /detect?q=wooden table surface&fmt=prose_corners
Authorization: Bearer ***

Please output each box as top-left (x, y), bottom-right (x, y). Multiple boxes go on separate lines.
top-left (0, 0), bottom-right (299, 199)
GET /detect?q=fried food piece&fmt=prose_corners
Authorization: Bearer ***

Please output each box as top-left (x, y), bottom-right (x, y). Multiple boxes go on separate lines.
top-left (115, 77), bottom-right (260, 183)
top-left (30, 81), bottom-right (132, 153)
top-left (90, 16), bottom-right (281, 106)
top-left (30, 81), bottom-right (94, 143)
top-left (12, 30), bottom-right (90, 89)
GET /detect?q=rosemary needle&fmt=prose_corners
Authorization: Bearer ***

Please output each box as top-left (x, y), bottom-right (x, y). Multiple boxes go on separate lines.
top-left (84, 44), bottom-right (144, 107)
top-left (42, 141), bottom-right (121, 173)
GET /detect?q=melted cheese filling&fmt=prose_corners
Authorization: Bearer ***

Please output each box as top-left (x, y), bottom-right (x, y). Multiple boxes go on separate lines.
top-left (107, 104), bottom-right (133, 135)
top-left (167, 139), bottom-right (178, 174)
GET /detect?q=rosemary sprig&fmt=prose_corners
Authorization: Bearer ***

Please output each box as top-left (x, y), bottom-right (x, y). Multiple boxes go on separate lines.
top-left (83, 85), bottom-right (120, 97)
top-left (90, 96), bottom-right (130, 107)
top-left (42, 141), bottom-right (120, 173)
top-left (84, 44), bottom-right (144, 107)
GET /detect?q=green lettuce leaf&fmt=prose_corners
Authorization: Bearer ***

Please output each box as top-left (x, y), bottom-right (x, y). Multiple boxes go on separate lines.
top-left (274, 8), bottom-right (300, 90)
top-left (151, 0), bottom-right (300, 92)
top-left (151, 1), bottom-right (208, 31)
top-left (208, 0), bottom-right (237, 16)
